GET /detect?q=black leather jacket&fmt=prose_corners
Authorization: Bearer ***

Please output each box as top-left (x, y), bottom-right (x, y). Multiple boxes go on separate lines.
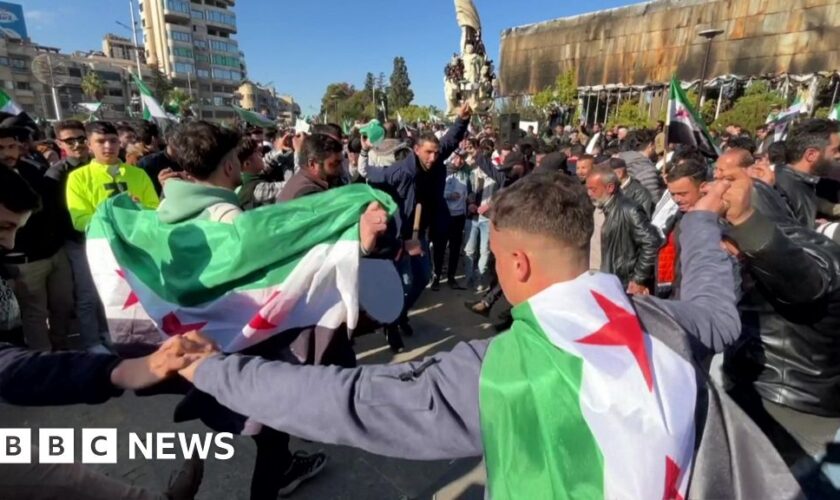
top-left (622, 177), bottom-right (655, 217)
top-left (599, 193), bottom-right (662, 287)
top-left (724, 209), bottom-right (840, 416)
top-left (774, 164), bottom-right (818, 229)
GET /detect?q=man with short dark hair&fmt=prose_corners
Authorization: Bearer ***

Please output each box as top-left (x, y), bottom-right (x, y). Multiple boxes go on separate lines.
top-left (116, 123), bottom-right (136, 161)
top-left (236, 137), bottom-right (286, 210)
top-left (136, 120), bottom-right (162, 153)
top-left (44, 120), bottom-right (109, 350)
top-left (363, 104), bottom-right (472, 343)
top-left (177, 172), bottom-right (801, 500)
top-left (576, 154), bottom-right (595, 184)
top-left (618, 133), bottom-right (665, 200)
top-left (0, 126), bottom-right (74, 350)
top-left (778, 119), bottom-right (840, 228)
top-left (278, 134), bottom-right (345, 202)
top-left (586, 165), bottom-right (661, 295)
top-left (66, 121), bottom-right (159, 233)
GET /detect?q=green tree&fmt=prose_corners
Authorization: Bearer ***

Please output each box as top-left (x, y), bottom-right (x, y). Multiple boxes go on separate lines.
top-left (363, 72), bottom-right (376, 96)
top-left (713, 83), bottom-right (785, 133)
top-left (607, 101), bottom-right (653, 130)
top-left (388, 57), bottom-right (414, 110)
top-left (531, 69), bottom-right (578, 110)
top-left (320, 82), bottom-right (356, 116)
top-left (396, 105), bottom-right (435, 124)
top-left (81, 71), bottom-right (106, 101)
top-left (149, 66), bottom-right (172, 103)
top-left (166, 88), bottom-right (194, 116)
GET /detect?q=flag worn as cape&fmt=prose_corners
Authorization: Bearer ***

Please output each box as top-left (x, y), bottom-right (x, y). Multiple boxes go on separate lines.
top-left (87, 184), bottom-right (397, 352)
top-left (233, 105), bottom-right (276, 128)
top-left (480, 272), bottom-right (696, 499)
top-left (666, 77), bottom-right (719, 158)
top-left (132, 74), bottom-right (169, 121)
top-left (0, 89), bottom-right (23, 115)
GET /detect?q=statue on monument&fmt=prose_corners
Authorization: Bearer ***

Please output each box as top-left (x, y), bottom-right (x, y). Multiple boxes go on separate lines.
top-left (446, 0), bottom-right (495, 116)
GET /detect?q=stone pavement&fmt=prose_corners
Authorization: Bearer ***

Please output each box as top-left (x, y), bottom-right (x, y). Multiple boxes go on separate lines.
top-left (0, 279), bottom-right (509, 499)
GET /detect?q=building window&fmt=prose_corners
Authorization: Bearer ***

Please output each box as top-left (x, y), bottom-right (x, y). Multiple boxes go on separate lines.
top-left (191, 8), bottom-right (204, 19)
top-left (14, 81), bottom-right (31, 90)
top-left (108, 88), bottom-right (123, 97)
top-left (10, 57), bottom-right (26, 70)
top-left (193, 38), bottom-right (207, 49)
top-left (174, 62), bottom-right (194, 74)
top-left (211, 54), bottom-right (239, 68)
top-left (171, 31), bottom-right (192, 43)
top-left (68, 67), bottom-right (82, 77)
top-left (173, 47), bottom-right (194, 58)
top-left (212, 68), bottom-right (241, 81)
top-left (97, 71), bottom-right (122, 82)
top-left (0, 57), bottom-right (7, 66)
top-left (111, 104), bottom-right (126, 112)
top-left (166, 0), bottom-right (190, 14)
top-left (206, 9), bottom-right (235, 27)
top-left (195, 53), bottom-right (210, 64)
top-left (196, 69), bottom-right (210, 79)
top-left (209, 39), bottom-right (237, 53)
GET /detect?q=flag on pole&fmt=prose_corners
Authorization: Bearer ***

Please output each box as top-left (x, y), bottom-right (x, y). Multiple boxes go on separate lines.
top-left (480, 272), bottom-right (696, 499)
top-left (0, 88), bottom-right (23, 116)
top-left (87, 184), bottom-right (399, 352)
top-left (132, 74), bottom-right (169, 121)
top-left (396, 111), bottom-right (405, 131)
top-left (341, 120), bottom-right (352, 136)
top-left (666, 76), bottom-right (719, 157)
top-left (830, 102), bottom-right (840, 122)
top-left (232, 105), bottom-right (276, 128)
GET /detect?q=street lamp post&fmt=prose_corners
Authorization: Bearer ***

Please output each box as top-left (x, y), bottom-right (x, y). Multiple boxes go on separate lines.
top-left (696, 28), bottom-right (724, 109)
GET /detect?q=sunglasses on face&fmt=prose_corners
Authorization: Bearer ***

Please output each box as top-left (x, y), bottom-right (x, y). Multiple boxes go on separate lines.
top-left (60, 136), bottom-right (87, 146)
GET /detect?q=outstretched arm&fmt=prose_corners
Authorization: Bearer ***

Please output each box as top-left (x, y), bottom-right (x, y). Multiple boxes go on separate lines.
top-left (191, 339), bottom-right (489, 460)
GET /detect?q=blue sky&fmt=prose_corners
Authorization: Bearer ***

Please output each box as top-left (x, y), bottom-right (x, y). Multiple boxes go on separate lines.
top-left (20, 0), bottom-right (635, 113)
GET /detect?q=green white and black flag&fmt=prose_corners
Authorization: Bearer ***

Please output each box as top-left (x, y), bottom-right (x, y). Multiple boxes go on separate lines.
top-left (666, 76), bottom-right (719, 158)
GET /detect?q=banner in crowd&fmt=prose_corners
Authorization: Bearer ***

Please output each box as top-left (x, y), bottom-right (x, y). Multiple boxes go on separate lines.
top-left (232, 105), bottom-right (276, 128)
top-left (666, 76), bottom-right (719, 157)
top-left (87, 185), bottom-right (398, 352)
top-left (0, 88), bottom-right (22, 116)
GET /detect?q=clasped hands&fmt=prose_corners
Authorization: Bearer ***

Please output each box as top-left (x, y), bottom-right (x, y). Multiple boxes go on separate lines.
top-left (110, 331), bottom-right (220, 390)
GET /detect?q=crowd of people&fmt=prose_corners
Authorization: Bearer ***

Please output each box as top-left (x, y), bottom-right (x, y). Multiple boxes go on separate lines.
top-left (1, 100), bottom-right (840, 499)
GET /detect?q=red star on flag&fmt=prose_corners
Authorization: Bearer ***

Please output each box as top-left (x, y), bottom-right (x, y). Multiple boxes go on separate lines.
top-left (675, 108), bottom-right (691, 120)
top-left (576, 291), bottom-right (654, 391)
top-left (248, 291), bottom-right (282, 331)
top-left (663, 456), bottom-right (684, 500)
top-left (161, 312), bottom-right (207, 336)
top-left (115, 269), bottom-right (139, 309)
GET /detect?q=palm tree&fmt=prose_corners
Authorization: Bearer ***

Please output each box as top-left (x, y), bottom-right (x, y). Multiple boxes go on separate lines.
top-left (81, 71), bottom-right (106, 101)
top-left (166, 88), bottom-right (194, 117)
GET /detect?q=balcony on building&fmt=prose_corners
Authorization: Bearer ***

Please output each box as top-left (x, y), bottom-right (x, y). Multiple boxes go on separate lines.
top-left (204, 6), bottom-right (237, 34)
top-left (164, 0), bottom-right (191, 24)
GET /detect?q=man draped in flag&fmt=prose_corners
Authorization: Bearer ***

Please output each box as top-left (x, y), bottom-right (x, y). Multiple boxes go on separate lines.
top-left (178, 172), bottom-right (799, 499)
top-left (666, 76), bottom-right (719, 158)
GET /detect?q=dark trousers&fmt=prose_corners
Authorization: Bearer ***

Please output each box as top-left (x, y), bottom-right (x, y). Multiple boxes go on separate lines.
top-left (432, 214), bottom-right (466, 280)
top-left (251, 428), bottom-right (292, 500)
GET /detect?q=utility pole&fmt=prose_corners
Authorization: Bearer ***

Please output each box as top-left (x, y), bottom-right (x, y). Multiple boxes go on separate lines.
top-left (128, 0), bottom-right (143, 79)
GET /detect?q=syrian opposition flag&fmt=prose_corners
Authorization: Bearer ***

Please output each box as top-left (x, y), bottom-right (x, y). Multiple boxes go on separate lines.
top-left (830, 102), bottom-right (840, 122)
top-left (86, 184), bottom-right (400, 352)
top-left (233, 105), bottom-right (276, 128)
top-left (480, 272), bottom-right (696, 499)
top-left (666, 76), bottom-right (719, 158)
top-left (0, 89), bottom-right (22, 115)
top-left (132, 74), bottom-right (169, 121)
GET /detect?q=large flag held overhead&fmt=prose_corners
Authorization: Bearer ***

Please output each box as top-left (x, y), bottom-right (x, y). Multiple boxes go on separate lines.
top-left (232, 105), bottom-right (276, 128)
top-left (0, 89), bottom-right (23, 116)
top-left (87, 185), bottom-right (400, 352)
top-left (666, 76), bottom-right (719, 158)
top-left (480, 272), bottom-right (696, 499)
top-left (132, 74), bottom-right (169, 121)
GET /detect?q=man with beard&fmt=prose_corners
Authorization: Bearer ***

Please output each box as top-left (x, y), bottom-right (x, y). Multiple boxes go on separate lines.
top-left (278, 134), bottom-right (344, 202)
top-left (586, 165), bottom-right (661, 295)
top-left (777, 119), bottom-right (840, 229)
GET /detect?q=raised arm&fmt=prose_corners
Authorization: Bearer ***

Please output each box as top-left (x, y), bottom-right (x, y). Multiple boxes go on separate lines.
top-left (438, 116), bottom-right (470, 161)
top-left (192, 339), bottom-right (489, 460)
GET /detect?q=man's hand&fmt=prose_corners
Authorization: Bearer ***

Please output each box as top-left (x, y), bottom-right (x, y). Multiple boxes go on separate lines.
top-left (110, 332), bottom-right (218, 390)
top-left (748, 162), bottom-right (776, 187)
top-left (177, 331), bottom-right (220, 383)
top-left (626, 282), bottom-right (650, 296)
top-left (692, 179), bottom-right (731, 215)
top-left (458, 103), bottom-right (473, 121)
top-left (404, 239), bottom-right (423, 257)
top-left (477, 204), bottom-right (490, 216)
top-left (158, 168), bottom-right (182, 187)
top-left (361, 136), bottom-right (373, 152)
top-left (707, 162), bottom-right (755, 225)
top-left (277, 132), bottom-right (294, 152)
top-left (360, 202), bottom-right (388, 254)
top-left (468, 203), bottom-right (478, 215)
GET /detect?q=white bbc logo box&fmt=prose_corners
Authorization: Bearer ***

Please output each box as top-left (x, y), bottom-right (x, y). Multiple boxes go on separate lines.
top-left (0, 428), bottom-right (117, 464)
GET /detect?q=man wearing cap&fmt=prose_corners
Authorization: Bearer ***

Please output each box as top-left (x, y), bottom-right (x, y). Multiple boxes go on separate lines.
top-left (357, 120), bottom-right (410, 172)
top-left (0, 126), bottom-right (74, 351)
top-left (607, 157), bottom-right (655, 217)
top-left (361, 104), bottom-right (472, 340)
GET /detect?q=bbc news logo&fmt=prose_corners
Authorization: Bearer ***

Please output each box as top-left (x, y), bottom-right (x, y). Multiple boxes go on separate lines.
top-left (0, 429), bottom-right (235, 463)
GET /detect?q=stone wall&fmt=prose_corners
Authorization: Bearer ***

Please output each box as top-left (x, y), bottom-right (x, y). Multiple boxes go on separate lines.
top-left (499, 0), bottom-right (840, 96)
